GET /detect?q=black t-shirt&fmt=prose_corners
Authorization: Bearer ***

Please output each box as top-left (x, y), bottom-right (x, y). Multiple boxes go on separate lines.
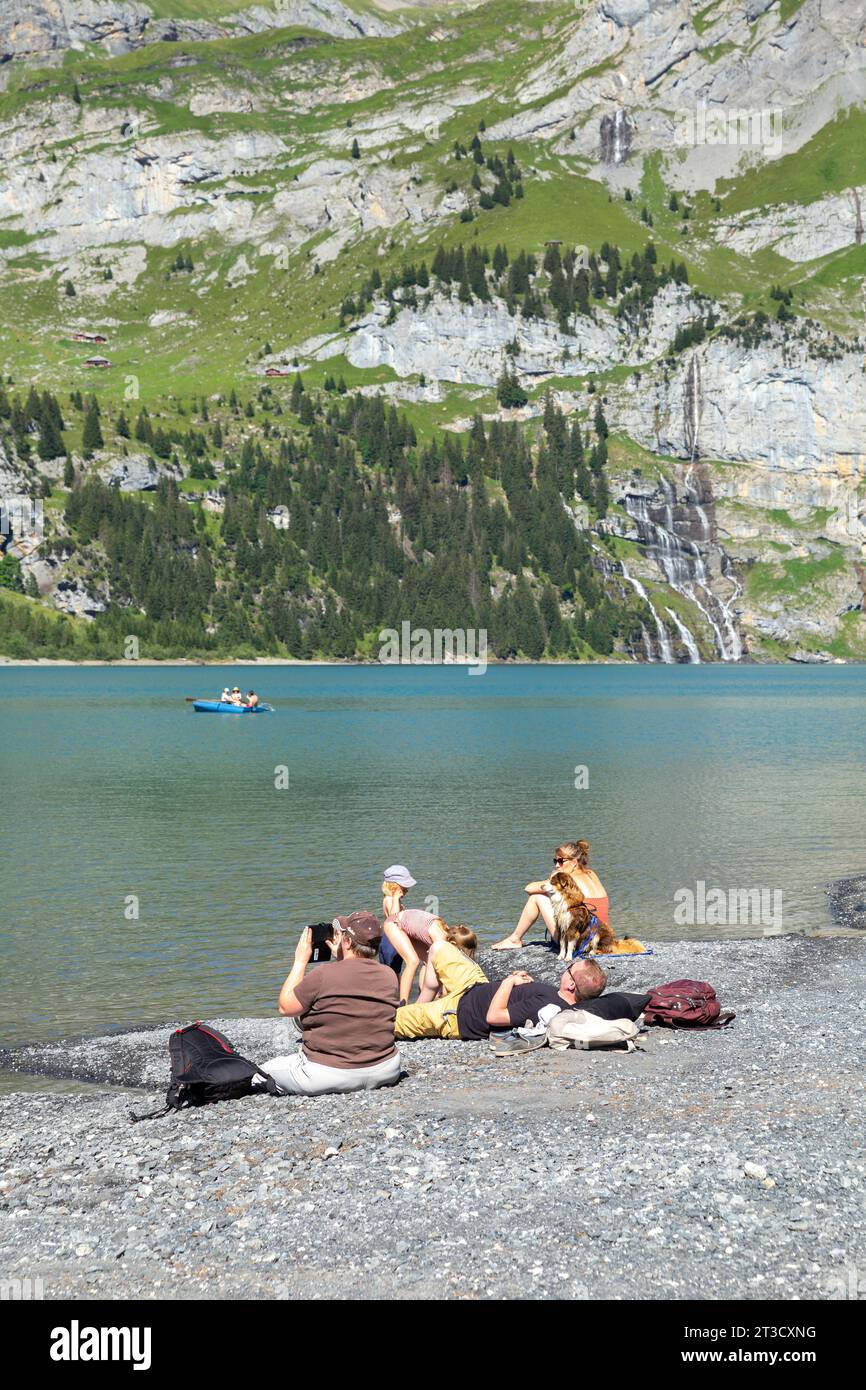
top-left (456, 981), bottom-right (563, 1040)
top-left (456, 984), bottom-right (652, 1041)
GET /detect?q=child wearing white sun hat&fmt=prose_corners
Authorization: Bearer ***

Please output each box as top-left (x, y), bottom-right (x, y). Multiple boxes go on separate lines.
top-left (379, 864), bottom-right (476, 1005)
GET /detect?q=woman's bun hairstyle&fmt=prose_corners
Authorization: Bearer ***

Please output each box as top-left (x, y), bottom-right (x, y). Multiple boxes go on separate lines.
top-left (555, 838), bottom-right (590, 869)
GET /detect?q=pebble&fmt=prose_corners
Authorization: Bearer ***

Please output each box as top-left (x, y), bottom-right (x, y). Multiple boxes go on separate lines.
top-left (743, 1162), bottom-right (768, 1181)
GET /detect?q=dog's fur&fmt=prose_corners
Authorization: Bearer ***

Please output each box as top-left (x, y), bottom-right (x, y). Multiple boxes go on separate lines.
top-left (542, 872), bottom-right (647, 959)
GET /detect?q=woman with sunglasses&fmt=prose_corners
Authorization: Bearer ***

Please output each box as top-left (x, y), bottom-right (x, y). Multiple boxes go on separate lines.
top-left (490, 838), bottom-right (610, 951)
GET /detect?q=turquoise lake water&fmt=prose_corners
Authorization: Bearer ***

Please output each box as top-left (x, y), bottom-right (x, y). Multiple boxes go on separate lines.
top-left (1, 663), bottom-right (864, 1046)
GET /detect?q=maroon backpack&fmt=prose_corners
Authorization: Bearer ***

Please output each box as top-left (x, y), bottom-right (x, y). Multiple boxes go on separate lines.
top-left (642, 979), bottom-right (735, 1029)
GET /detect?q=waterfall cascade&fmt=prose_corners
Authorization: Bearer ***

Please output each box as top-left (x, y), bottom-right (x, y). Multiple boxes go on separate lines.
top-left (599, 108), bottom-right (634, 165)
top-left (621, 472), bottom-right (742, 662)
top-left (665, 607), bottom-right (701, 663)
top-left (620, 561), bottom-right (675, 663)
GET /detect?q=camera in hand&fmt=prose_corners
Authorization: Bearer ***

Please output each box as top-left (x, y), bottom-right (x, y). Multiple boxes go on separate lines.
top-left (308, 922), bottom-right (333, 962)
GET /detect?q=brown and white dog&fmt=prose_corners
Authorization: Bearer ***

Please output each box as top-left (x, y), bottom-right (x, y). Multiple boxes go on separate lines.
top-left (542, 871), bottom-right (646, 959)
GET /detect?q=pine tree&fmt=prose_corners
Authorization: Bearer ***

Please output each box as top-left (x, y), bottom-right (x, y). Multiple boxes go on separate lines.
top-left (575, 268), bottom-right (590, 315)
top-left (82, 399), bottom-right (104, 456)
top-left (135, 409), bottom-right (152, 444)
top-left (594, 473), bottom-right (609, 519)
top-left (539, 583), bottom-right (563, 653)
top-left (0, 554), bottom-right (24, 592)
top-left (576, 460), bottom-right (593, 502)
top-left (37, 410), bottom-right (64, 461)
top-left (351, 138), bottom-right (360, 159)
top-left (496, 370), bottom-right (528, 409)
top-left (153, 428), bottom-right (172, 460)
top-left (513, 576), bottom-right (544, 659)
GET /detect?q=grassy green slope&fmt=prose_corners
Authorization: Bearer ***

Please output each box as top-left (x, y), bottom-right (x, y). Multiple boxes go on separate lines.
top-left (0, 2), bottom-right (861, 442)
top-left (718, 107), bottom-right (866, 214)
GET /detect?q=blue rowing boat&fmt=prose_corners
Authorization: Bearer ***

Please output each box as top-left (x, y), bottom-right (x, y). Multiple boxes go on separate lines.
top-left (192, 700), bottom-right (273, 713)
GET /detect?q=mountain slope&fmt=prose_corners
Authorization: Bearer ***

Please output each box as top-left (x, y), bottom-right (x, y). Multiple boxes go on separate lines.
top-left (1, 0), bottom-right (865, 662)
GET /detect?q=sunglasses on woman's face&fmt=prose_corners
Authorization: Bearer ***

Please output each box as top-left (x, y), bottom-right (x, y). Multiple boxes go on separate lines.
top-left (553, 857), bottom-right (567, 865)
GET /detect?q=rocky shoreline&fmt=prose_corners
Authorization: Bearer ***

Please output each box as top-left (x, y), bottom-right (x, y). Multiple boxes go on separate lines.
top-left (1, 936), bottom-right (864, 1301)
top-left (827, 875), bottom-right (866, 933)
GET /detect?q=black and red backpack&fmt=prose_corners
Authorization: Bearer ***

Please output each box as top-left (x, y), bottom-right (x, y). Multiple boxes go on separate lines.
top-left (131, 1021), bottom-right (279, 1121)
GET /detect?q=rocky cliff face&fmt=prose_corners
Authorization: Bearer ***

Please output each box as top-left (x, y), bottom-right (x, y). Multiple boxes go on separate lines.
top-left (0, 1), bottom-right (199, 62)
top-left (612, 336), bottom-right (866, 476)
top-left (720, 188), bottom-right (866, 263)
top-left (0, 0), bottom-right (399, 66)
top-left (495, 0), bottom-right (865, 189)
top-left (300, 282), bottom-right (704, 385)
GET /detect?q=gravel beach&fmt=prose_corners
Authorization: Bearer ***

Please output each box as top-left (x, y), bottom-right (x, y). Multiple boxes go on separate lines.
top-left (1, 935), bottom-right (864, 1301)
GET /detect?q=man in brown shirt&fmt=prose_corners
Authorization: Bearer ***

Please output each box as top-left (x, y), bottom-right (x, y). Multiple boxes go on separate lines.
top-left (260, 912), bottom-right (403, 1095)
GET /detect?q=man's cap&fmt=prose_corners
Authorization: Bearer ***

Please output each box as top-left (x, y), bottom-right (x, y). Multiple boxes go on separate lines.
top-left (333, 911), bottom-right (382, 946)
top-left (383, 864), bottom-right (417, 888)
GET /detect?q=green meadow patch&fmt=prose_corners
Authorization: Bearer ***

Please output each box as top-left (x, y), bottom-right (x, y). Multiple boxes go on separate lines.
top-left (719, 107), bottom-right (866, 214)
top-left (746, 545), bottom-right (847, 602)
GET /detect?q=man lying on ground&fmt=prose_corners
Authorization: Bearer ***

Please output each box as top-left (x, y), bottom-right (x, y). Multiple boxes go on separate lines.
top-left (395, 944), bottom-right (634, 1041)
top-left (261, 912), bottom-right (402, 1095)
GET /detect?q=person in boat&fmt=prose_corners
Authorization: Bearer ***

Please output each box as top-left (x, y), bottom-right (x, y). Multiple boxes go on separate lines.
top-left (379, 864), bottom-right (459, 1004)
top-left (245, 691), bottom-right (259, 708)
top-left (226, 686), bottom-right (245, 705)
top-left (491, 838), bottom-right (611, 951)
top-left (220, 687), bottom-right (232, 703)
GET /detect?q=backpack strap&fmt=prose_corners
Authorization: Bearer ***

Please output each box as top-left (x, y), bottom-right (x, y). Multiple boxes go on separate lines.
top-left (129, 1101), bottom-right (172, 1123)
top-left (707, 1011), bottom-right (736, 1028)
top-left (130, 1081), bottom-right (185, 1122)
top-left (254, 1065), bottom-right (281, 1096)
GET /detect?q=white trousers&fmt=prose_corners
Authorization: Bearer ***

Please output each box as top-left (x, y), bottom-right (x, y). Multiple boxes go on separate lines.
top-left (260, 1049), bottom-right (403, 1096)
